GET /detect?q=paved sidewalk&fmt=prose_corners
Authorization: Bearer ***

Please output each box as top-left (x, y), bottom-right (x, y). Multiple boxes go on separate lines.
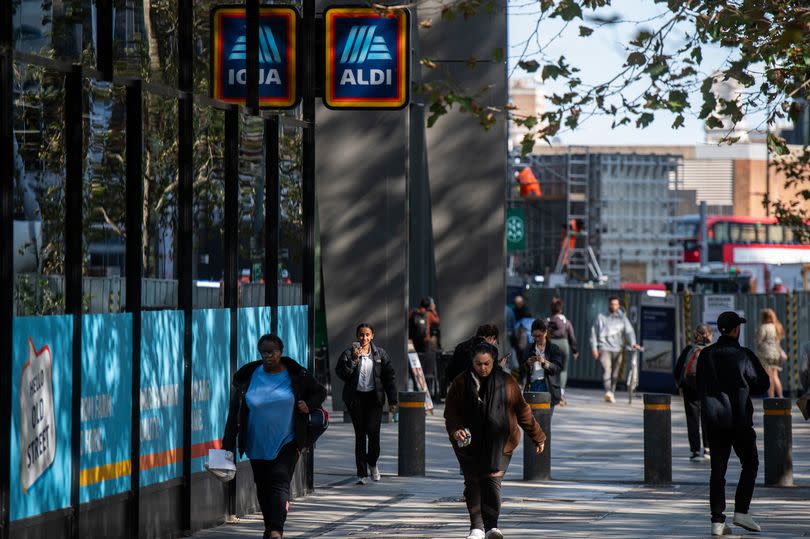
top-left (195, 388), bottom-right (810, 538)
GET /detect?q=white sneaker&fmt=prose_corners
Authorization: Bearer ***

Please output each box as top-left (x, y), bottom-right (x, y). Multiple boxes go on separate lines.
top-left (711, 522), bottom-right (732, 536)
top-left (604, 391), bottom-right (616, 403)
top-left (466, 529), bottom-right (485, 539)
top-left (356, 476), bottom-right (367, 485)
top-left (485, 529), bottom-right (504, 539)
top-left (733, 512), bottom-right (761, 532)
top-left (370, 464), bottom-right (381, 481)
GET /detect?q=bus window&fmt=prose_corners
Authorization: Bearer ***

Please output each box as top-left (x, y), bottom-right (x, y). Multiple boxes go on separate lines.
top-left (729, 222), bottom-right (757, 243)
top-left (783, 226), bottom-right (796, 243)
top-left (768, 224), bottom-right (783, 243)
top-left (711, 221), bottom-right (729, 242)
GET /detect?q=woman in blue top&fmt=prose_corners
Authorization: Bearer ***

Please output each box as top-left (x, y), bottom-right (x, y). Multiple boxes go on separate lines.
top-left (223, 334), bottom-right (326, 539)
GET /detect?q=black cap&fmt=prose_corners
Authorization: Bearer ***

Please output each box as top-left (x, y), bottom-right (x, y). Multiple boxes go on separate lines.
top-left (717, 311), bottom-right (746, 333)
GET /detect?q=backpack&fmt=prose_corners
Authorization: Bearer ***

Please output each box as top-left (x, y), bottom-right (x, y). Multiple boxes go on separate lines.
top-left (306, 407), bottom-right (329, 447)
top-left (682, 346), bottom-right (702, 390)
top-left (409, 310), bottom-right (428, 342)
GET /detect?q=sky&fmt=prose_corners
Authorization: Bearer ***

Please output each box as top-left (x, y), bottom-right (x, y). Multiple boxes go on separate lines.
top-left (506, 0), bottom-right (766, 146)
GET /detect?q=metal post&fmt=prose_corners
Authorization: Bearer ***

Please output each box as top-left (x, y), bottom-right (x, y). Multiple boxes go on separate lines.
top-left (699, 201), bottom-right (708, 267)
top-left (763, 398), bottom-right (793, 487)
top-left (64, 64), bottom-right (84, 539)
top-left (95, 0), bottom-right (113, 81)
top-left (246, 0), bottom-right (259, 112)
top-left (397, 392), bottom-right (425, 476)
top-left (302, 0), bottom-right (317, 493)
top-left (264, 117), bottom-right (280, 332)
top-left (523, 392), bottom-right (551, 481)
top-left (643, 393), bottom-right (672, 484)
top-left (224, 106), bottom-right (239, 516)
top-left (0, 1), bottom-right (15, 535)
top-left (125, 79), bottom-right (144, 539)
top-left (177, 0), bottom-right (194, 532)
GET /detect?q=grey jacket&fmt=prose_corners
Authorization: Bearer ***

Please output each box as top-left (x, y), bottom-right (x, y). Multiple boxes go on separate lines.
top-left (590, 311), bottom-right (636, 353)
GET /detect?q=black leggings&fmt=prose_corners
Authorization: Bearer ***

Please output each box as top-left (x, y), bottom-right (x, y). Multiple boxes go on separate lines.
top-left (250, 441), bottom-right (299, 533)
top-left (349, 391), bottom-right (383, 477)
top-left (682, 386), bottom-right (709, 453)
top-left (463, 473), bottom-right (504, 531)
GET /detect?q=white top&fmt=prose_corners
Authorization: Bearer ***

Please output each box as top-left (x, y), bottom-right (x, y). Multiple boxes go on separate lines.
top-left (357, 353), bottom-right (376, 392)
top-left (530, 344), bottom-right (545, 382)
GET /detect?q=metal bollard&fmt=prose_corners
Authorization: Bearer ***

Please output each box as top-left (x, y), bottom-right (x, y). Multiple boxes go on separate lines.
top-left (643, 393), bottom-right (672, 484)
top-left (764, 398), bottom-right (793, 487)
top-left (523, 392), bottom-right (551, 481)
top-left (398, 391), bottom-right (425, 476)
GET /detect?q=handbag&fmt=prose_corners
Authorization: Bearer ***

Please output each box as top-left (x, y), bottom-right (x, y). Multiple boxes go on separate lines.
top-left (306, 407), bottom-right (329, 447)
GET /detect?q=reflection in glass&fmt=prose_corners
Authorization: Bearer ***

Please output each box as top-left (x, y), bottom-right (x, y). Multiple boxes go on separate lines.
top-left (13, 63), bottom-right (66, 315)
top-left (113, 0), bottom-right (179, 86)
top-left (238, 114), bottom-right (265, 307)
top-left (13, 1), bottom-right (96, 65)
top-left (278, 125), bottom-right (302, 306)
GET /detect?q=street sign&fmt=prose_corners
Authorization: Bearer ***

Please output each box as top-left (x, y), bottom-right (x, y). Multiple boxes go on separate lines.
top-left (506, 208), bottom-right (526, 251)
top-left (323, 6), bottom-right (410, 110)
top-left (210, 6), bottom-right (299, 108)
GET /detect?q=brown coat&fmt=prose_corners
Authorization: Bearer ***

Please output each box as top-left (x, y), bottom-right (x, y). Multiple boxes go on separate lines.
top-left (444, 371), bottom-right (546, 457)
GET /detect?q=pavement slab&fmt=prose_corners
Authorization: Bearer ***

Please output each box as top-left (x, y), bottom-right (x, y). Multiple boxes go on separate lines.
top-left (194, 388), bottom-right (810, 538)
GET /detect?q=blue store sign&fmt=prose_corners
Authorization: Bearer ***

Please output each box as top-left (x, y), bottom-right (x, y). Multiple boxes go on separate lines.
top-left (211, 5), bottom-right (299, 108)
top-left (324, 6), bottom-right (410, 110)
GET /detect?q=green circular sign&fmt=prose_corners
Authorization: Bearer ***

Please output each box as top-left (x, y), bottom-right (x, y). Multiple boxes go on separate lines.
top-left (506, 215), bottom-right (525, 243)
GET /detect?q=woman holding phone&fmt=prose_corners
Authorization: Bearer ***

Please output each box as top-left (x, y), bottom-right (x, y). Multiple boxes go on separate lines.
top-left (519, 318), bottom-right (564, 412)
top-left (445, 341), bottom-right (546, 539)
top-left (335, 323), bottom-right (398, 484)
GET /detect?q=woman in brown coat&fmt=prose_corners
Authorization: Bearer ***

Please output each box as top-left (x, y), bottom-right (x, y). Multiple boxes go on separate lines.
top-left (444, 341), bottom-right (546, 539)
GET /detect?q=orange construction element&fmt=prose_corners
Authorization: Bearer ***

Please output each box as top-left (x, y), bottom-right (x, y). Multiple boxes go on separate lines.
top-left (517, 167), bottom-right (541, 197)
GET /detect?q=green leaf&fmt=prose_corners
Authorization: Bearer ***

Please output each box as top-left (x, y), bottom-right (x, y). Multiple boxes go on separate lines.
top-left (578, 25), bottom-right (593, 37)
top-left (705, 115), bottom-right (724, 129)
top-left (541, 64), bottom-right (561, 80)
top-left (636, 112), bottom-right (654, 128)
top-left (520, 134), bottom-right (536, 156)
top-left (690, 46), bottom-right (702, 64)
top-left (671, 114), bottom-right (685, 129)
top-left (518, 59), bottom-right (540, 73)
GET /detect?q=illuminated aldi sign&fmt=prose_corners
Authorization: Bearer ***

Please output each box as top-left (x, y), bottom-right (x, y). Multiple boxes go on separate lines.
top-left (211, 6), bottom-right (299, 108)
top-left (324, 7), bottom-right (410, 110)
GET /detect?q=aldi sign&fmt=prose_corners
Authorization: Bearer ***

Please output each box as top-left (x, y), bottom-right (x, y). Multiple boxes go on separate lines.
top-left (211, 6), bottom-right (298, 108)
top-left (324, 7), bottom-right (410, 109)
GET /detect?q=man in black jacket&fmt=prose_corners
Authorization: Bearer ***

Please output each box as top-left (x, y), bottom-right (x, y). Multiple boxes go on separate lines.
top-left (697, 311), bottom-right (769, 536)
top-left (445, 324), bottom-right (500, 385)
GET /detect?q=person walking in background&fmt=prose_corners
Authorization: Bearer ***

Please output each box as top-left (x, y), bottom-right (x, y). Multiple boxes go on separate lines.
top-left (223, 334), bottom-right (327, 539)
top-left (409, 297), bottom-right (440, 354)
top-left (444, 342), bottom-right (546, 539)
top-left (697, 312), bottom-right (769, 536)
top-left (674, 324), bottom-right (712, 461)
top-left (520, 319), bottom-right (564, 412)
top-left (335, 323), bottom-right (398, 485)
top-left (590, 296), bottom-right (639, 403)
top-left (548, 297), bottom-right (578, 405)
top-left (446, 324), bottom-right (500, 384)
top-left (754, 308), bottom-right (786, 398)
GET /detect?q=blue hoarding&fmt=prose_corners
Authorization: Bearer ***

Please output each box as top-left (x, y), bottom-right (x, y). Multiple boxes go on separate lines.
top-left (191, 309), bottom-right (231, 472)
top-left (278, 305), bottom-right (308, 367)
top-left (10, 315), bottom-right (73, 521)
top-left (237, 306), bottom-right (272, 369)
top-left (140, 310), bottom-right (184, 487)
top-left (80, 313), bottom-right (133, 503)
top-left (324, 7), bottom-right (409, 109)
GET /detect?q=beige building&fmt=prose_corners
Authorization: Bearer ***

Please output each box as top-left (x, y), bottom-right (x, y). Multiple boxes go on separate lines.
top-left (508, 77), bottom-right (546, 151)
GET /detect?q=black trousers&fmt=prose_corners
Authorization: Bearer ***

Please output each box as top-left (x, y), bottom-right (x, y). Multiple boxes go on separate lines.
top-left (349, 391), bottom-right (383, 477)
top-left (682, 386), bottom-right (709, 453)
top-left (463, 473), bottom-right (504, 531)
top-left (250, 441), bottom-right (299, 533)
top-left (708, 427), bottom-right (758, 523)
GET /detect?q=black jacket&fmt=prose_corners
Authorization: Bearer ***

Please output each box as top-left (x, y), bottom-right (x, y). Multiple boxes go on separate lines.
top-left (222, 357), bottom-right (327, 457)
top-left (673, 344), bottom-right (703, 390)
top-left (696, 335), bottom-right (769, 432)
top-left (445, 336), bottom-right (486, 384)
top-left (519, 341), bottom-right (564, 404)
top-left (335, 343), bottom-right (398, 407)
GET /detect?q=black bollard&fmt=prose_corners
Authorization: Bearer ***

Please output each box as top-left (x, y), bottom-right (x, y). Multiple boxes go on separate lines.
top-left (643, 393), bottom-right (672, 484)
top-left (398, 391), bottom-right (425, 476)
top-left (523, 392), bottom-right (551, 481)
top-left (764, 398), bottom-right (793, 487)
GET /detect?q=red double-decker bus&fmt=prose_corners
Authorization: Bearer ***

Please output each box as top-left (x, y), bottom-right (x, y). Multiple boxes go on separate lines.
top-left (676, 215), bottom-right (810, 265)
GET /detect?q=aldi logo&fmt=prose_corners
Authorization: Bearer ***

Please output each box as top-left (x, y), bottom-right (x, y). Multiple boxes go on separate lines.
top-left (324, 7), bottom-right (410, 109)
top-left (211, 6), bottom-right (298, 108)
